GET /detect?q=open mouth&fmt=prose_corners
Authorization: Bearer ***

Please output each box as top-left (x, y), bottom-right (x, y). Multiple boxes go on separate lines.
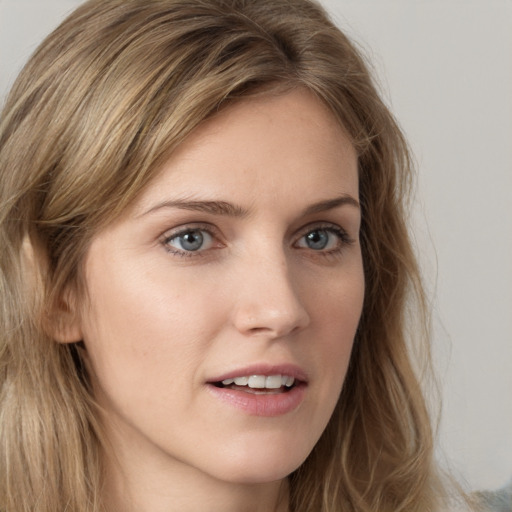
top-left (212, 374), bottom-right (297, 394)
top-left (206, 371), bottom-right (307, 416)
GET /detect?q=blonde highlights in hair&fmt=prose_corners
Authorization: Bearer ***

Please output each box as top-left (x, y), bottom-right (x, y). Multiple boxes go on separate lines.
top-left (1, 0), bottom-right (444, 510)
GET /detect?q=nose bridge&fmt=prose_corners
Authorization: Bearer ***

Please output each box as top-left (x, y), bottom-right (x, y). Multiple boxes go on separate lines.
top-left (232, 244), bottom-right (310, 338)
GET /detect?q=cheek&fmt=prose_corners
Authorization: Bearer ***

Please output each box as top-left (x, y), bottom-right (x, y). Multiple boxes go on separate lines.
top-left (307, 262), bottom-right (365, 331)
top-left (79, 259), bottom-right (225, 398)
top-left (307, 265), bottom-right (364, 384)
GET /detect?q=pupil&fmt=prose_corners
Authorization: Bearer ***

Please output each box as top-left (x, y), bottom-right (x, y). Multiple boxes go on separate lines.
top-left (306, 230), bottom-right (328, 250)
top-left (181, 230), bottom-right (203, 251)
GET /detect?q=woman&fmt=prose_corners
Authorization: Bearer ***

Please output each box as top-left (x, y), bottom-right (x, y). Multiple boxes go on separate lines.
top-left (0, 0), bottom-right (459, 510)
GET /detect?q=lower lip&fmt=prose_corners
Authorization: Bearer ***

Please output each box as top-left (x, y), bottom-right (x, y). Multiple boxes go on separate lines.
top-left (206, 383), bottom-right (306, 417)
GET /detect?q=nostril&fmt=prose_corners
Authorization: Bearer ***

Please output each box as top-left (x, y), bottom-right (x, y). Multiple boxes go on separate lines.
top-left (248, 326), bottom-right (272, 335)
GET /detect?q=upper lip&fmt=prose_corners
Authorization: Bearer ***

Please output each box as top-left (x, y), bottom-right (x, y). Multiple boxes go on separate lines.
top-left (207, 363), bottom-right (308, 384)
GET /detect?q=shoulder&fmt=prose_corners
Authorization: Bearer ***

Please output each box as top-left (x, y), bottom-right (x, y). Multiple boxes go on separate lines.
top-left (475, 481), bottom-right (512, 512)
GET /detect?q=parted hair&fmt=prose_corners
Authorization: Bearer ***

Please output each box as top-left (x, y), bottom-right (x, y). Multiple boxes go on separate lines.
top-left (0, 0), bottom-right (444, 510)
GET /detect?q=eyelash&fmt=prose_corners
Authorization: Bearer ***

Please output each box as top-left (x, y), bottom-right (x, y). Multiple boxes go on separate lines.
top-left (161, 223), bottom-right (354, 259)
top-left (161, 223), bottom-right (219, 258)
top-left (296, 225), bottom-right (355, 256)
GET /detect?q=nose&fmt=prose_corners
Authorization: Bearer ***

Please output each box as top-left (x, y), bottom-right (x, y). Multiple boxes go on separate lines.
top-left (231, 254), bottom-right (310, 339)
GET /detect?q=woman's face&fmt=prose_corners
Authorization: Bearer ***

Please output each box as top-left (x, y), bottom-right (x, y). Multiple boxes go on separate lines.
top-left (76, 89), bottom-right (364, 485)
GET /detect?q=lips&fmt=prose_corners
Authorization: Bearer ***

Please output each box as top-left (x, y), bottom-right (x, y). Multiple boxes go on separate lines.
top-left (206, 364), bottom-right (308, 416)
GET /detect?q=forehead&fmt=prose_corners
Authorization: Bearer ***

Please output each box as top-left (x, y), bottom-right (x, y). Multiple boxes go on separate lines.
top-left (133, 88), bottom-right (358, 215)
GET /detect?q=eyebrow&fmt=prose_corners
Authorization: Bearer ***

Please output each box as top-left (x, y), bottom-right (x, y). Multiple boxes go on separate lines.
top-left (302, 195), bottom-right (360, 215)
top-left (140, 194), bottom-right (359, 218)
top-left (141, 199), bottom-right (248, 218)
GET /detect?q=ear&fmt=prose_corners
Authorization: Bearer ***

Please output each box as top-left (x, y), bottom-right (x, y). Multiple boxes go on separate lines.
top-left (47, 291), bottom-right (83, 344)
top-left (21, 234), bottom-right (84, 344)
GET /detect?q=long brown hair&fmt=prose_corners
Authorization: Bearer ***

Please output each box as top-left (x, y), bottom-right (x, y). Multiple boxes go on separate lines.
top-left (1, 1), bottom-right (443, 510)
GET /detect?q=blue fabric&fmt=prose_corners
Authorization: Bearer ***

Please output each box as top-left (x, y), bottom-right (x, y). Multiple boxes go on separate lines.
top-left (477, 481), bottom-right (512, 512)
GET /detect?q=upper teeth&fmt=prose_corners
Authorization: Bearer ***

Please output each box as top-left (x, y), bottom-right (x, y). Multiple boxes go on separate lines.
top-left (221, 375), bottom-right (295, 389)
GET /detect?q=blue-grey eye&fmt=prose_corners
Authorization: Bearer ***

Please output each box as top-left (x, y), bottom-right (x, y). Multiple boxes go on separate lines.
top-left (167, 229), bottom-right (213, 252)
top-left (298, 228), bottom-right (339, 251)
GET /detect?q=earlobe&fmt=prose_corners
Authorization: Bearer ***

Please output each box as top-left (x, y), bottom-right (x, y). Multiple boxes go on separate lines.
top-left (50, 313), bottom-right (83, 344)
top-left (47, 295), bottom-right (83, 344)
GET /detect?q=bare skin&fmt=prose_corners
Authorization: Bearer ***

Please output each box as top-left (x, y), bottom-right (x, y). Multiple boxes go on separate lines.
top-left (66, 89), bottom-right (364, 511)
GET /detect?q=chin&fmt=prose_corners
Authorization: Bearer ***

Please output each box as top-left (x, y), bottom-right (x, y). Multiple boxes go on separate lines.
top-left (203, 436), bottom-right (313, 485)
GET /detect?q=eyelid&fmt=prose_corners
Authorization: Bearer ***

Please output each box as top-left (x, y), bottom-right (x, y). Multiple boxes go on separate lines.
top-left (160, 222), bottom-right (224, 256)
top-left (294, 222), bottom-right (353, 241)
top-left (161, 222), bottom-right (217, 240)
top-left (293, 222), bottom-right (355, 252)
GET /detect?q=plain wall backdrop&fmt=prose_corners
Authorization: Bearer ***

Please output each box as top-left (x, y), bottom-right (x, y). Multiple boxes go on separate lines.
top-left (1, 0), bottom-right (511, 493)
